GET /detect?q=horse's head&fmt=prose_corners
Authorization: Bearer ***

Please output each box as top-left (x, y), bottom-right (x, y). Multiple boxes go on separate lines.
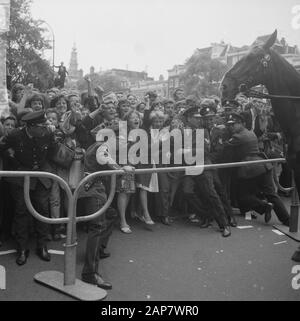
top-left (220, 30), bottom-right (278, 103)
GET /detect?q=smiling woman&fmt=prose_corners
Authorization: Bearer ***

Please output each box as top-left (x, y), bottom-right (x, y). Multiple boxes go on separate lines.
top-left (26, 94), bottom-right (45, 112)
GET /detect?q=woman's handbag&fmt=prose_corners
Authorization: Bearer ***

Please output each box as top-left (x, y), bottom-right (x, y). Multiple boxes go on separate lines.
top-left (51, 143), bottom-right (75, 169)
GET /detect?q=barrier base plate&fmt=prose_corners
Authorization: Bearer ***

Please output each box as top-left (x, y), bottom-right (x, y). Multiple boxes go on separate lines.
top-left (292, 250), bottom-right (300, 262)
top-left (34, 271), bottom-right (107, 301)
top-left (273, 225), bottom-right (300, 242)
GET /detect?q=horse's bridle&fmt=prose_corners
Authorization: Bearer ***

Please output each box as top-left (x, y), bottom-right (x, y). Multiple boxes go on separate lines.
top-left (240, 88), bottom-right (300, 101)
top-left (225, 56), bottom-right (300, 101)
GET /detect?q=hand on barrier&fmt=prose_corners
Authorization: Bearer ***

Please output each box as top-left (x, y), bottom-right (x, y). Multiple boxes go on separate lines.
top-left (122, 165), bottom-right (135, 173)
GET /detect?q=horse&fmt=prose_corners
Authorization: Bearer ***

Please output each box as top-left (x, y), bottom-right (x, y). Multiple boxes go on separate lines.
top-left (220, 30), bottom-right (300, 261)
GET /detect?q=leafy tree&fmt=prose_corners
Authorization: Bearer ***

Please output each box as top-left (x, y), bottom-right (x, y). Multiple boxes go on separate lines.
top-left (180, 52), bottom-right (228, 98)
top-left (4, 0), bottom-right (54, 91)
top-left (77, 72), bottom-right (124, 93)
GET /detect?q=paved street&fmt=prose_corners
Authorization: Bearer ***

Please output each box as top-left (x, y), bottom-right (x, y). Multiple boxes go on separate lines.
top-left (0, 204), bottom-right (299, 301)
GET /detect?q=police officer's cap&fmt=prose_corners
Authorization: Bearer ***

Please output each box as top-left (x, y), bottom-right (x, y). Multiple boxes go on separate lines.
top-left (200, 99), bottom-right (217, 115)
top-left (200, 106), bottom-right (216, 117)
top-left (226, 112), bottom-right (245, 124)
top-left (21, 110), bottom-right (47, 126)
top-left (223, 100), bottom-right (240, 109)
top-left (182, 106), bottom-right (202, 118)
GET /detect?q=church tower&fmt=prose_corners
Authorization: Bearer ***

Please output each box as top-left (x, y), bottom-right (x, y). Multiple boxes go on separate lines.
top-left (67, 43), bottom-right (80, 86)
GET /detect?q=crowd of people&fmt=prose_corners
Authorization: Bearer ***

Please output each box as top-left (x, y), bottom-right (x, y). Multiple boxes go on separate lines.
top-left (0, 73), bottom-right (292, 290)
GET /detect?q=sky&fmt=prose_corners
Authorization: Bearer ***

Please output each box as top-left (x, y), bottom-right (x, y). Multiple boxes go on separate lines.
top-left (31, 0), bottom-right (300, 80)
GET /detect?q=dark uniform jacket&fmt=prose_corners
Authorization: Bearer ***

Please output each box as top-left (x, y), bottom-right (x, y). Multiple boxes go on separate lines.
top-left (0, 127), bottom-right (56, 189)
top-left (225, 128), bottom-right (272, 179)
top-left (209, 125), bottom-right (233, 164)
top-left (173, 125), bottom-right (211, 175)
top-left (76, 141), bottom-right (109, 201)
top-left (75, 115), bottom-right (102, 149)
top-left (76, 114), bottom-right (116, 150)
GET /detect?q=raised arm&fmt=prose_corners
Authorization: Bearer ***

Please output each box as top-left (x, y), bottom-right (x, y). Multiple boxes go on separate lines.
top-left (96, 143), bottom-right (135, 173)
top-left (84, 75), bottom-right (93, 97)
top-left (12, 85), bottom-right (33, 116)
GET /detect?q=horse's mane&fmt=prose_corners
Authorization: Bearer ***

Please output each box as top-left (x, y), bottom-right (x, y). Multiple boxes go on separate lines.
top-left (267, 48), bottom-right (300, 94)
top-left (259, 47), bottom-right (300, 139)
top-left (247, 45), bottom-right (300, 83)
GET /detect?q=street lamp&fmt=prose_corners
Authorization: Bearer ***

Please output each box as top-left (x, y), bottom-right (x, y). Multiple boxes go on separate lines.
top-left (41, 21), bottom-right (55, 71)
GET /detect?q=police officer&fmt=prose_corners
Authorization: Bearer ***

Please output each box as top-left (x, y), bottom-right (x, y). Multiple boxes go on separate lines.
top-left (0, 111), bottom-right (56, 265)
top-left (179, 106), bottom-right (231, 237)
top-left (200, 103), bottom-right (237, 227)
top-left (224, 113), bottom-right (290, 226)
top-left (222, 100), bottom-right (240, 116)
top-left (217, 100), bottom-right (241, 208)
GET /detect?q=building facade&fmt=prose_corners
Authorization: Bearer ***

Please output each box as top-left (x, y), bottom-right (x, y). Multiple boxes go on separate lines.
top-left (167, 64), bottom-right (186, 99)
top-left (170, 34), bottom-right (300, 97)
top-left (216, 35), bottom-right (300, 70)
top-left (104, 69), bottom-right (153, 91)
top-left (130, 79), bottom-right (168, 100)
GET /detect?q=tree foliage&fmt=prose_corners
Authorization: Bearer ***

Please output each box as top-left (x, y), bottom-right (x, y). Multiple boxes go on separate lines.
top-left (4, 0), bottom-right (54, 90)
top-left (77, 72), bottom-right (124, 93)
top-left (180, 52), bottom-right (228, 98)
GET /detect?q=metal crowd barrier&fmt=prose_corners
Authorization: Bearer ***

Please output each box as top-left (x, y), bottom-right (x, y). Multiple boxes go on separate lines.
top-left (1, 157), bottom-right (299, 301)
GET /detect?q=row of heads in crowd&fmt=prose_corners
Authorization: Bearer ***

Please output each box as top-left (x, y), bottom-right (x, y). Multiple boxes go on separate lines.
top-left (1, 83), bottom-right (273, 135)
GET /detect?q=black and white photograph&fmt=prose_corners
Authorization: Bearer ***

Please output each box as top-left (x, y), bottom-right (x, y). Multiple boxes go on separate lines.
top-left (0, 0), bottom-right (300, 304)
